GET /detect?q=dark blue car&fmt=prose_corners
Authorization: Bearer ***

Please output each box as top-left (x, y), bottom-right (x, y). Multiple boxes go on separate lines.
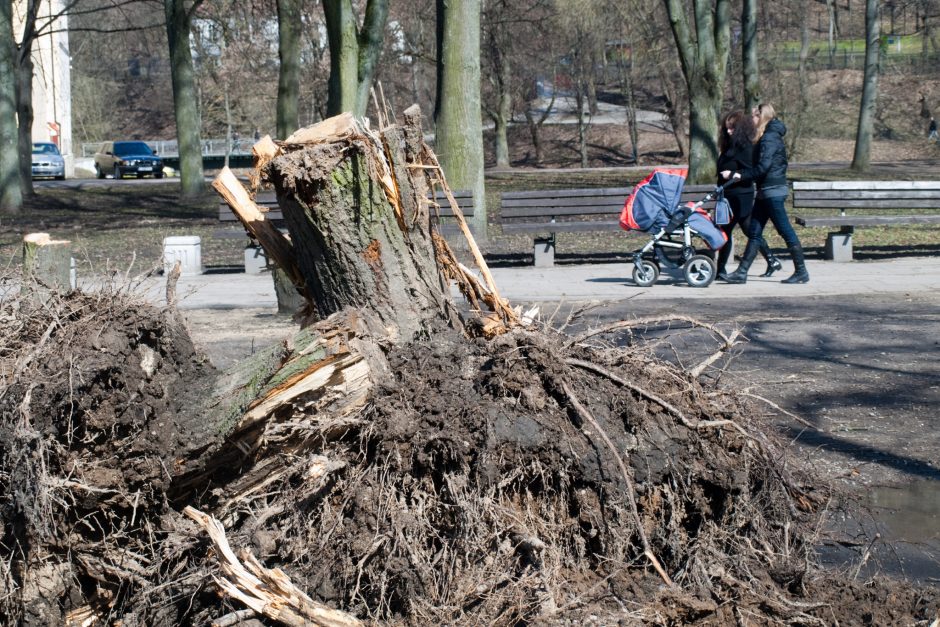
top-left (94, 141), bottom-right (164, 179)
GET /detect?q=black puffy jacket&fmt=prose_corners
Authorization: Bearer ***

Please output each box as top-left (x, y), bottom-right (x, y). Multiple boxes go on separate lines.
top-left (738, 118), bottom-right (788, 189)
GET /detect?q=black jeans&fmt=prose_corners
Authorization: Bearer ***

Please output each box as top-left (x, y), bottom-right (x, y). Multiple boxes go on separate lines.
top-left (717, 192), bottom-right (757, 272)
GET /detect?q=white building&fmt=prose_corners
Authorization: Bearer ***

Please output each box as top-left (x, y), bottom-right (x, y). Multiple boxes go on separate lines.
top-left (14, 0), bottom-right (73, 176)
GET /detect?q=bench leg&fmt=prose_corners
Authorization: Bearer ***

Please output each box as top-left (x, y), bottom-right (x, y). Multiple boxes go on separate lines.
top-left (824, 227), bottom-right (853, 262)
top-left (533, 235), bottom-right (555, 268)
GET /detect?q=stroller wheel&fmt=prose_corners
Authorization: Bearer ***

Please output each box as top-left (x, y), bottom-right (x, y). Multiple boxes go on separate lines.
top-left (632, 260), bottom-right (660, 287)
top-left (684, 254), bottom-right (716, 288)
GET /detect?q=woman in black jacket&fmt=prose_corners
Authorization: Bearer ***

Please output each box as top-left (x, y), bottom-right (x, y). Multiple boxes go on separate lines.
top-left (715, 110), bottom-right (781, 280)
top-left (720, 103), bottom-right (809, 284)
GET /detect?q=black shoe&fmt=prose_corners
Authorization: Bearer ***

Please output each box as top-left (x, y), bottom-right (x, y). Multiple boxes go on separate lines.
top-left (781, 269), bottom-right (810, 284)
top-left (717, 270), bottom-right (729, 281)
top-left (759, 256), bottom-right (783, 277)
top-left (723, 268), bottom-right (748, 284)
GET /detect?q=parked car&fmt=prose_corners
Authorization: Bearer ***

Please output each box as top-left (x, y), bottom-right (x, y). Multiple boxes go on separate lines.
top-left (31, 142), bottom-right (65, 180)
top-left (94, 141), bottom-right (164, 179)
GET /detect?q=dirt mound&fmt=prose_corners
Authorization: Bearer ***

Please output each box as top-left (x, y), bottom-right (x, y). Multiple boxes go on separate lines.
top-left (0, 287), bottom-right (216, 624)
top-left (186, 324), bottom-right (937, 625)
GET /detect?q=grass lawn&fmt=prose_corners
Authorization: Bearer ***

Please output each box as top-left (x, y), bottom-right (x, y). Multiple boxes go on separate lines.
top-left (2, 166), bottom-right (939, 274)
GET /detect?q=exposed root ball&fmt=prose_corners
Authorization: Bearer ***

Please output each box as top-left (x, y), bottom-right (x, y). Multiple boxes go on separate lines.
top-left (0, 289), bottom-right (215, 624)
top-left (201, 326), bottom-right (934, 625)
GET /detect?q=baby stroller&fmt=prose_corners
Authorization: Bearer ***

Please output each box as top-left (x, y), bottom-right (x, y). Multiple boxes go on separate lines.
top-left (620, 168), bottom-right (730, 288)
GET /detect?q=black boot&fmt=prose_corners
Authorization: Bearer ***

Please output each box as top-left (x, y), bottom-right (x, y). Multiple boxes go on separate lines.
top-left (758, 239), bottom-right (783, 277)
top-left (723, 239), bottom-right (760, 284)
top-left (781, 245), bottom-right (810, 284)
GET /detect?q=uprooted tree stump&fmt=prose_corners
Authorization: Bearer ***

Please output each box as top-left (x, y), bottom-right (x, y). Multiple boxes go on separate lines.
top-left (1, 107), bottom-right (937, 627)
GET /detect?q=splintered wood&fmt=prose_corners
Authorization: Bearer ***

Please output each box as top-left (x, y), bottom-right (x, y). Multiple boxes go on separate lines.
top-left (184, 507), bottom-right (362, 627)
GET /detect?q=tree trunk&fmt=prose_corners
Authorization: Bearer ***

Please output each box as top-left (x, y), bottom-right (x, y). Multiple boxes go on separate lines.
top-left (15, 49), bottom-right (34, 197)
top-left (272, 109), bottom-right (461, 338)
top-left (354, 0), bottom-right (389, 116)
top-left (615, 41), bottom-right (639, 163)
top-left (165, 0), bottom-right (205, 199)
top-left (491, 40), bottom-right (511, 168)
top-left (435, 0), bottom-right (486, 236)
top-left (523, 85), bottom-right (553, 165)
top-left (688, 89), bottom-right (720, 182)
top-left (664, 0), bottom-right (731, 183)
top-left (575, 77), bottom-right (588, 168)
top-left (787, 1), bottom-right (812, 157)
top-left (324, 0), bottom-right (359, 115)
top-left (742, 0), bottom-right (760, 111)
top-left (851, 0), bottom-right (880, 172)
top-left (825, 0), bottom-right (838, 67)
top-left (0, 0), bottom-right (23, 213)
top-left (276, 0), bottom-right (301, 138)
top-left (324, 0), bottom-right (388, 117)
top-left (23, 232), bottom-right (71, 294)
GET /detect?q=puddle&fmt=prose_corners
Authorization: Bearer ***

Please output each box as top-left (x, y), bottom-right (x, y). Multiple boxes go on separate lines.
top-left (819, 479), bottom-right (940, 583)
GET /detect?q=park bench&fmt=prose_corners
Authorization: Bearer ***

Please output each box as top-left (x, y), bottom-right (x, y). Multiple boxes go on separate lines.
top-left (217, 189), bottom-right (475, 271)
top-left (498, 184), bottom-right (716, 266)
top-left (792, 181), bottom-right (940, 261)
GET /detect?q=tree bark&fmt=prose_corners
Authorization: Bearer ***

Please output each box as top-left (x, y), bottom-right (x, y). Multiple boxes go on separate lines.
top-left (435, 0), bottom-right (486, 236)
top-left (165, 0), bottom-right (205, 199)
top-left (851, 0), bottom-right (880, 172)
top-left (0, 0), bottom-right (23, 213)
top-left (276, 0), bottom-right (301, 139)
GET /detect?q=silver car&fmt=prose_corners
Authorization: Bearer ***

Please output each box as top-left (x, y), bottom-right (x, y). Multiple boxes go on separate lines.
top-left (32, 142), bottom-right (65, 180)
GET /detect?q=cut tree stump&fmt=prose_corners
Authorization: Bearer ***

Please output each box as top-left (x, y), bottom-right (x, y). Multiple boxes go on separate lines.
top-left (23, 232), bottom-right (72, 295)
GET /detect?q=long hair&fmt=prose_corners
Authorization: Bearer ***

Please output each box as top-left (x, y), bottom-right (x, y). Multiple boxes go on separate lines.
top-left (718, 110), bottom-right (756, 154)
top-left (753, 102), bottom-right (776, 141)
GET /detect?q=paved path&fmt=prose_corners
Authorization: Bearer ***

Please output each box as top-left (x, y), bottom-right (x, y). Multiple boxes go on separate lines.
top-left (132, 256), bottom-right (939, 310)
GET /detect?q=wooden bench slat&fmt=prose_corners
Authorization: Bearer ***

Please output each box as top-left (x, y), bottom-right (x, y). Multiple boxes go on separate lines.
top-left (792, 199), bottom-right (940, 209)
top-left (793, 181), bottom-right (940, 191)
top-left (794, 191), bottom-right (940, 201)
top-left (796, 215), bottom-right (940, 227)
top-left (501, 220), bottom-right (621, 234)
top-left (502, 187), bottom-right (633, 200)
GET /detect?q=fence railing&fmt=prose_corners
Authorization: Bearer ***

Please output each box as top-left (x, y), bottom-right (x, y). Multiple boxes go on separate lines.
top-left (80, 139), bottom-right (256, 159)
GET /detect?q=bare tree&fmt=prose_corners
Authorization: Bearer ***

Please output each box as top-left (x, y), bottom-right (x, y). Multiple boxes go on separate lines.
top-left (323, 0), bottom-right (389, 116)
top-left (851, 0), bottom-right (881, 171)
top-left (664, 0), bottom-right (731, 183)
top-left (435, 0), bottom-right (486, 234)
top-left (481, 0), bottom-right (554, 168)
top-left (555, 0), bottom-right (605, 168)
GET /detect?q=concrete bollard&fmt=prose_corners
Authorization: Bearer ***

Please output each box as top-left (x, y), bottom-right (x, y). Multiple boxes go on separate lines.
top-left (825, 231), bottom-right (853, 262)
top-left (163, 236), bottom-right (203, 275)
top-left (244, 245), bottom-right (268, 275)
top-left (534, 237), bottom-right (555, 268)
